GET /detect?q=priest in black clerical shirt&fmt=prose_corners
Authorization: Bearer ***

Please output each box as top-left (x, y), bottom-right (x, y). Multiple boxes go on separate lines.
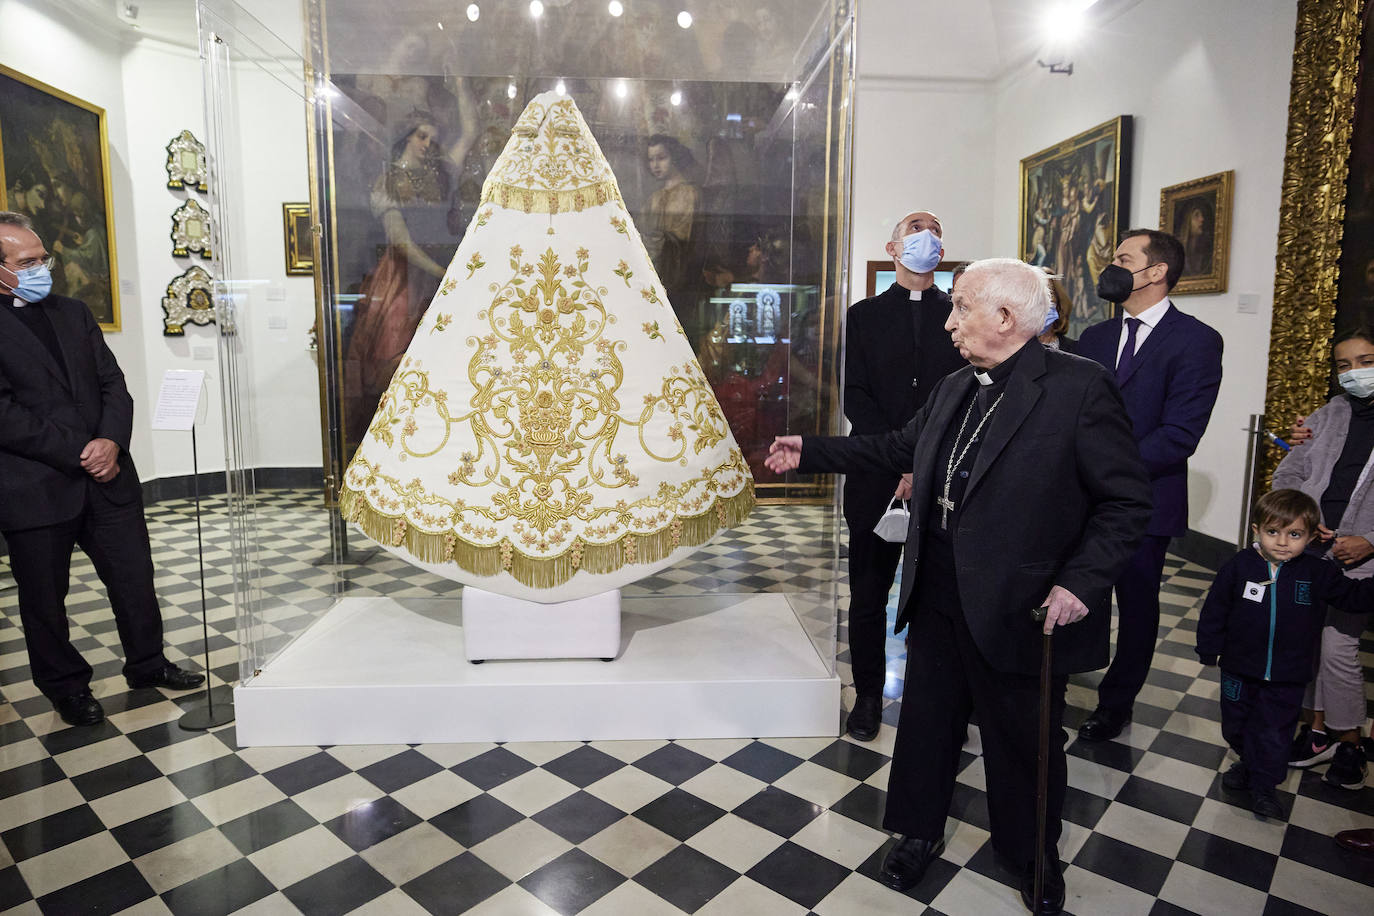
top-left (839, 209), bottom-right (965, 742)
top-left (766, 258), bottom-right (1150, 915)
top-left (0, 211), bottom-right (204, 729)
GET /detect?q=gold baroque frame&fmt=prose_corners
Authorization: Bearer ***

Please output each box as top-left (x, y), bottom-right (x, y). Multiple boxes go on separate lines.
top-left (1263, 0), bottom-right (1366, 483)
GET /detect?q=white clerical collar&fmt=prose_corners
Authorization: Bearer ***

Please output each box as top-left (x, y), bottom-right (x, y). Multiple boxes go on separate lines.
top-left (974, 370), bottom-right (993, 386)
top-left (908, 288), bottom-right (922, 301)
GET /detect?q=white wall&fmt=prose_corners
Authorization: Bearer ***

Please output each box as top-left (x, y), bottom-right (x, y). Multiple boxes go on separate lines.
top-left (0, 0), bottom-right (319, 481)
top-left (990, 0), bottom-right (1298, 543)
top-left (848, 0), bottom-right (1001, 285)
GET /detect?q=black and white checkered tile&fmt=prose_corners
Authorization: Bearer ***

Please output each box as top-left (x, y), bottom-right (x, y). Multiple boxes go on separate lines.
top-left (1, 489), bottom-right (1371, 915)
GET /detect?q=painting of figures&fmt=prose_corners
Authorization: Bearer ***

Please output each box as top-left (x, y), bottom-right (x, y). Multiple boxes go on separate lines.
top-left (0, 64), bottom-right (120, 330)
top-left (1019, 116), bottom-right (1132, 336)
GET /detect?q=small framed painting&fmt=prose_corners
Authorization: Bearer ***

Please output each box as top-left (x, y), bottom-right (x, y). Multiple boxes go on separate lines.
top-left (1160, 169), bottom-right (1234, 295)
top-left (282, 202), bottom-right (314, 276)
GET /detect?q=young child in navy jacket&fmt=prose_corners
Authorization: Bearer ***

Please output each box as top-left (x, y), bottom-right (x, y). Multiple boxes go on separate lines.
top-left (1196, 489), bottom-right (1374, 819)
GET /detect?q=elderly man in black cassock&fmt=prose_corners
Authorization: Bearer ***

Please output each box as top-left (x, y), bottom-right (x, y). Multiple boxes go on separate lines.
top-left (767, 258), bottom-right (1151, 915)
top-left (838, 209), bottom-right (965, 741)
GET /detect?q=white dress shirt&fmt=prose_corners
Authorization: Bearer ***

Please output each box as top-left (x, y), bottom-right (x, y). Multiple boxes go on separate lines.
top-left (1115, 297), bottom-right (1172, 367)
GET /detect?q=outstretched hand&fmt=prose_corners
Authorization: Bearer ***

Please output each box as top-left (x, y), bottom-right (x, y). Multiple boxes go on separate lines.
top-left (764, 436), bottom-right (803, 474)
top-left (1038, 585), bottom-right (1088, 634)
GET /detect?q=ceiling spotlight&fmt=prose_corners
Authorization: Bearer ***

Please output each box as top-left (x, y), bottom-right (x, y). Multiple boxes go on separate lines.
top-left (555, 79), bottom-right (567, 96)
top-left (507, 82), bottom-right (518, 99)
top-left (677, 11), bottom-right (692, 29)
top-left (530, 1), bottom-right (545, 18)
top-left (467, 4), bottom-right (480, 21)
top-left (669, 90), bottom-right (682, 106)
top-left (608, 1), bottom-right (624, 16)
top-left (615, 79), bottom-right (629, 99)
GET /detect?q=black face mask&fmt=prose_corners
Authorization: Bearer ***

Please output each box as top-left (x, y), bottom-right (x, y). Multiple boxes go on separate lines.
top-left (1096, 263), bottom-right (1149, 303)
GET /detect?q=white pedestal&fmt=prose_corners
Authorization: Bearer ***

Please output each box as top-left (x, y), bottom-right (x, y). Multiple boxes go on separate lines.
top-left (462, 586), bottom-right (621, 661)
top-left (234, 593), bottom-right (840, 745)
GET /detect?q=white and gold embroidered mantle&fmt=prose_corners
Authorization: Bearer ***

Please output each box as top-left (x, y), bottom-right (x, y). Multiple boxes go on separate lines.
top-left (340, 92), bottom-right (754, 602)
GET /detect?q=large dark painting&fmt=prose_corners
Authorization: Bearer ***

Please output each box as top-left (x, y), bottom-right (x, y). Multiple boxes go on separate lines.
top-left (0, 64), bottom-right (120, 330)
top-left (1338, 6), bottom-right (1374, 334)
top-left (1019, 116), bottom-right (1132, 337)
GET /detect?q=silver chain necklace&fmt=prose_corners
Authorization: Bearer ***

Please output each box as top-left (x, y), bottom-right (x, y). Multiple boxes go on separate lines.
top-left (936, 391), bottom-right (1005, 529)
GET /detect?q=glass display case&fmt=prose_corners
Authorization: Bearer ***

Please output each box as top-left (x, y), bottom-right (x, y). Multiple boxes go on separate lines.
top-left (198, 0), bottom-right (853, 744)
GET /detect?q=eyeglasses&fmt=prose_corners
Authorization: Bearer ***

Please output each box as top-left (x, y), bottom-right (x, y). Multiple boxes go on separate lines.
top-left (7, 255), bottom-right (56, 271)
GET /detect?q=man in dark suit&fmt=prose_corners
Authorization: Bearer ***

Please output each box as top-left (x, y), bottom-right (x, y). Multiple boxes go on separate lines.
top-left (0, 212), bottom-right (203, 727)
top-left (1075, 229), bottom-right (1223, 742)
top-left (767, 258), bottom-right (1151, 914)
top-left (840, 210), bottom-right (965, 741)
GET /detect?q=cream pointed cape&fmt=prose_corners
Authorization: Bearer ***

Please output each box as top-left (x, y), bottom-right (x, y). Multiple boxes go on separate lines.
top-left (339, 93), bottom-right (755, 602)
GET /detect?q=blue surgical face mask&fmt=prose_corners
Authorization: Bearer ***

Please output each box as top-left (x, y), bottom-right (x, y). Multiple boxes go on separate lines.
top-left (1339, 367), bottom-right (1374, 400)
top-left (898, 229), bottom-right (943, 274)
top-left (2, 263), bottom-right (53, 303)
top-left (1040, 305), bottom-right (1060, 336)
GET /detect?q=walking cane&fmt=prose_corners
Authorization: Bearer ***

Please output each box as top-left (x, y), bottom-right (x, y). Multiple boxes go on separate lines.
top-left (1030, 605), bottom-right (1054, 912)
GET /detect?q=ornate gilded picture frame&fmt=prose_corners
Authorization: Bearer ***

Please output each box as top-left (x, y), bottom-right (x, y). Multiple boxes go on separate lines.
top-left (0, 64), bottom-right (121, 331)
top-left (162, 265), bottom-right (218, 336)
top-left (165, 130), bottom-right (209, 192)
top-left (171, 198), bottom-right (213, 258)
top-left (1264, 0), bottom-right (1368, 484)
top-left (282, 202), bottom-right (314, 275)
top-left (1160, 170), bottom-right (1233, 295)
top-left (1018, 115), bottom-right (1132, 337)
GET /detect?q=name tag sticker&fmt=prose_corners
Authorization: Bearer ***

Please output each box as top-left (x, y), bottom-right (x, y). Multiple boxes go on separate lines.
top-left (1243, 581), bottom-right (1266, 602)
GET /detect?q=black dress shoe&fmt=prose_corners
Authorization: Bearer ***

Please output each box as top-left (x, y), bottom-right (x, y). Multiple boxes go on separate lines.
top-left (1077, 706), bottom-right (1130, 742)
top-left (53, 690), bottom-right (105, 727)
top-left (878, 836), bottom-right (944, 892)
top-left (846, 695), bottom-right (883, 742)
top-left (1020, 856), bottom-right (1066, 914)
top-left (126, 662), bottom-right (206, 691)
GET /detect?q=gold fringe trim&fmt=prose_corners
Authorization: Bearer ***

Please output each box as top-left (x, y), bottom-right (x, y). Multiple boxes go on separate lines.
top-left (337, 483), bottom-right (756, 592)
top-left (480, 179), bottom-right (623, 215)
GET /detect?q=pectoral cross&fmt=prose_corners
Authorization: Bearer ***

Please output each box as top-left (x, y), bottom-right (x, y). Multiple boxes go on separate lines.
top-left (936, 492), bottom-right (955, 529)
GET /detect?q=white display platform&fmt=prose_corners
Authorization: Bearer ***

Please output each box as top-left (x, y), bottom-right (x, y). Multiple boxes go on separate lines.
top-left (462, 586), bottom-right (621, 661)
top-left (234, 593), bottom-right (840, 745)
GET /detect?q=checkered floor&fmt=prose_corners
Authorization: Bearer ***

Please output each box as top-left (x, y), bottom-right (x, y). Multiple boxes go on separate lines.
top-left (1, 489), bottom-right (1372, 916)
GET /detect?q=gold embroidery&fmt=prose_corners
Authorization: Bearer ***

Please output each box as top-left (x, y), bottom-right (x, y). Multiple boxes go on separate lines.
top-left (341, 240), bottom-right (753, 588)
top-left (480, 99), bottom-right (627, 215)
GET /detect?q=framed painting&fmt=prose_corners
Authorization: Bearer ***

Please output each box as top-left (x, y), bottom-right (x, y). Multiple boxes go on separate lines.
top-left (1018, 115), bottom-right (1132, 337)
top-left (864, 259), bottom-right (969, 299)
top-left (1160, 170), bottom-right (1233, 295)
top-left (0, 64), bottom-right (121, 331)
top-left (282, 202), bottom-right (314, 275)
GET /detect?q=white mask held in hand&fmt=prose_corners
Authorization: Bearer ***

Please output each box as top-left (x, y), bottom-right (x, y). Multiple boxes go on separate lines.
top-left (1339, 367), bottom-right (1374, 399)
top-left (873, 498), bottom-right (910, 543)
top-left (898, 229), bottom-right (943, 274)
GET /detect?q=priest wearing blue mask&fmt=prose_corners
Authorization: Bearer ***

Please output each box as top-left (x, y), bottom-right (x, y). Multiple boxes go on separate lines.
top-left (836, 210), bottom-right (965, 741)
top-left (0, 211), bottom-right (203, 728)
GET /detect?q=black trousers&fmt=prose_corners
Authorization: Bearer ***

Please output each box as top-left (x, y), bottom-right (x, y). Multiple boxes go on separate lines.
top-left (3, 485), bottom-right (166, 699)
top-left (1096, 534), bottom-right (1171, 714)
top-left (846, 524), bottom-right (903, 698)
top-left (884, 603), bottom-right (1067, 866)
top-left (1219, 671), bottom-right (1305, 791)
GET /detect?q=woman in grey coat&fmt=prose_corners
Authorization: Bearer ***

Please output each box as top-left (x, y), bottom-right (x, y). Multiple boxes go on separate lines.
top-left (1275, 327), bottom-right (1374, 789)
